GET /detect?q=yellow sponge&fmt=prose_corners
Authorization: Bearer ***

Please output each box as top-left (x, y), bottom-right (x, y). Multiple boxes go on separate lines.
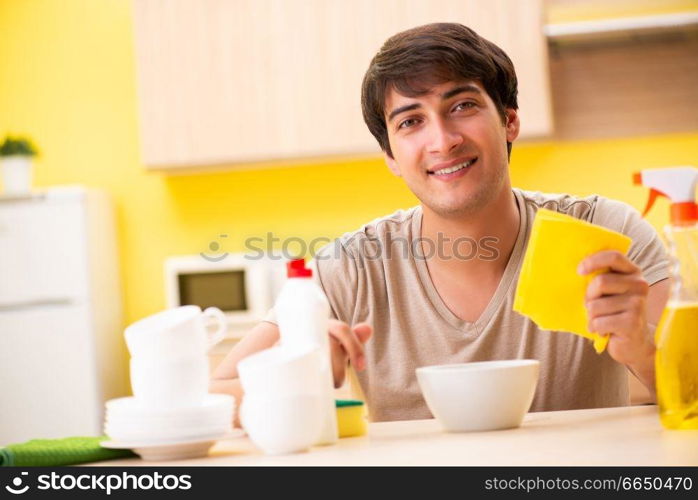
top-left (335, 400), bottom-right (367, 438)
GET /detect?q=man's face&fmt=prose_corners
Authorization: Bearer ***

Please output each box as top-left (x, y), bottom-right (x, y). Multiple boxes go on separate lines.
top-left (383, 80), bottom-right (520, 218)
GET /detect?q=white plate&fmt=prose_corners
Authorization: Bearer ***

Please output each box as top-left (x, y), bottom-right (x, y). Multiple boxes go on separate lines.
top-left (105, 394), bottom-right (234, 418)
top-left (101, 429), bottom-right (245, 461)
top-left (104, 425), bottom-right (233, 443)
top-left (105, 411), bottom-right (230, 422)
top-left (105, 413), bottom-right (230, 428)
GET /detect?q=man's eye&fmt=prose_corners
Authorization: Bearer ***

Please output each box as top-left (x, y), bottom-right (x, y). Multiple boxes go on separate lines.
top-left (398, 118), bottom-right (418, 129)
top-left (454, 102), bottom-right (476, 112)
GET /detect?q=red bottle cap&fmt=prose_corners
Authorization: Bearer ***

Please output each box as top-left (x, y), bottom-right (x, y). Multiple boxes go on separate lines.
top-left (670, 202), bottom-right (698, 226)
top-left (287, 258), bottom-right (312, 278)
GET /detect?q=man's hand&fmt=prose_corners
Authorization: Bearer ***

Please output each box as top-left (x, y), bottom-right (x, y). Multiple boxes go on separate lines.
top-left (327, 319), bottom-right (372, 388)
top-left (578, 250), bottom-right (655, 368)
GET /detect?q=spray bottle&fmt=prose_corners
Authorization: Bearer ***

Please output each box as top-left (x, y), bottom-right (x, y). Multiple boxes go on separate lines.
top-left (274, 258), bottom-right (338, 444)
top-left (634, 166), bottom-right (698, 429)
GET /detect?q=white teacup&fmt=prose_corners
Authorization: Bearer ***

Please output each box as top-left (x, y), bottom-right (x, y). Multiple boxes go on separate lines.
top-left (124, 305), bottom-right (226, 358)
top-left (130, 356), bottom-right (209, 409)
top-left (240, 393), bottom-right (323, 455)
top-left (237, 345), bottom-right (324, 397)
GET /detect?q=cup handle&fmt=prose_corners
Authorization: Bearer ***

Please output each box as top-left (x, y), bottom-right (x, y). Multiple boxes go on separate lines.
top-left (203, 307), bottom-right (227, 351)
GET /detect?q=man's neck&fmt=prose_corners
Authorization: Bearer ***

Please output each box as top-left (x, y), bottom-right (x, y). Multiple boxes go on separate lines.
top-left (420, 183), bottom-right (520, 277)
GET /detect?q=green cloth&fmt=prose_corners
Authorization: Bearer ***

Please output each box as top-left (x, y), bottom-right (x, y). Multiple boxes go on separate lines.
top-left (335, 399), bottom-right (364, 408)
top-left (0, 436), bottom-right (136, 467)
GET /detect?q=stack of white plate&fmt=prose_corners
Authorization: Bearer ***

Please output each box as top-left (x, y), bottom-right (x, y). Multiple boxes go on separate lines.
top-left (104, 394), bottom-right (235, 443)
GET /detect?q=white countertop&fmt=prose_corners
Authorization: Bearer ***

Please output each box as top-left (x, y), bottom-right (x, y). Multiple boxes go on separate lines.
top-left (90, 405), bottom-right (698, 466)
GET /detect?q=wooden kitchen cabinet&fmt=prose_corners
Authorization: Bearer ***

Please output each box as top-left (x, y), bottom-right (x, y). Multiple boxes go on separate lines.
top-left (132, 0), bottom-right (552, 170)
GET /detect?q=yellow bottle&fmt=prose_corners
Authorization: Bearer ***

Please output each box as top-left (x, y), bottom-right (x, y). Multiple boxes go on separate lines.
top-left (654, 227), bottom-right (698, 429)
top-left (635, 167), bottom-right (698, 430)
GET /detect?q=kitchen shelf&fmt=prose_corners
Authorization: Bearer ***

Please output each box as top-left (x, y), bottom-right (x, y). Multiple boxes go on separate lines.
top-left (545, 11), bottom-right (698, 41)
top-left (0, 192), bottom-right (45, 202)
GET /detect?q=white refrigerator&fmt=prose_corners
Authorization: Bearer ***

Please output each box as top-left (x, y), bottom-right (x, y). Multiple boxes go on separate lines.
top-left (0, 186), bottom-right (128, 445)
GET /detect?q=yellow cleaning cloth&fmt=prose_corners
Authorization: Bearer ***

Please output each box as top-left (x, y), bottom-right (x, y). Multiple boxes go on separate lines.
top-left (513, 208), bottom-right (632, 353)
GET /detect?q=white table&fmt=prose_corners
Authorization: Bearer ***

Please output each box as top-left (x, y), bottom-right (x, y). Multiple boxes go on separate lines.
top-left (90, 405), bottom-right (698, 466)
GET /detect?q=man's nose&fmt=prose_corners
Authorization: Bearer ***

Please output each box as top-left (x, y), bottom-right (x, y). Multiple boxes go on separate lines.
top-left (426, 118), bottom-right (463, 156)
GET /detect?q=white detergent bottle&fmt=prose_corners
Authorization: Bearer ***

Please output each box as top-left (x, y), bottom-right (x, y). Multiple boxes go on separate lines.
top-left (274, 258), bottom-right (338, 445)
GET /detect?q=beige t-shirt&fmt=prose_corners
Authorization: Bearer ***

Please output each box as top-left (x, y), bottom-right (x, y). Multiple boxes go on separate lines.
top-left (266, 188), bottom-right (669, 422)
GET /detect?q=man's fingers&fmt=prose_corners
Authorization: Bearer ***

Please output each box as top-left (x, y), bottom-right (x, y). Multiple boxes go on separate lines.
top-left (585, 273), bottom-right (648, 301)
top-left (586, 294), bottom-right (634, 319)
top-left (329, 336), bottom-right (348, 388)
top-left (328, 320), bottom-right (366, 370)
top-left (352, 323), bottom-right (373, 344)
top-left (588, 311), bottom-right (639, 336)
top-left (578, 250), bottom-right (639, 276)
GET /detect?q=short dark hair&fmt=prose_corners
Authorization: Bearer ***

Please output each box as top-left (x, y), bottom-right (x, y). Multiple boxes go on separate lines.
top-left (361, 23), bottom-right (519, 159)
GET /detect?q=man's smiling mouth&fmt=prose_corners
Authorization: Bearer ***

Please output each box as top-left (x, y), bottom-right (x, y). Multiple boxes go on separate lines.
top-left (428, 157), bottom-right (478, 176)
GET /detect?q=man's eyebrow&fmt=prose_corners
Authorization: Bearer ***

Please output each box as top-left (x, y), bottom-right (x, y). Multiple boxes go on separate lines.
top-left (442, 84), bottom-right (482, 100)
top-left (387, 84), bottom-right (482, 123)
top-left (387, 103), bottom-right (420, 123)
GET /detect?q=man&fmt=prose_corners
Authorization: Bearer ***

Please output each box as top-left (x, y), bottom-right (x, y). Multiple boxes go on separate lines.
top-left (211, 23), bottom-right (670, 422)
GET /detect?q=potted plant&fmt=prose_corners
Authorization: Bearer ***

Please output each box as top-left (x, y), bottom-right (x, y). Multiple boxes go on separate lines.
top-left (0, 135), bottom-right (39, 195)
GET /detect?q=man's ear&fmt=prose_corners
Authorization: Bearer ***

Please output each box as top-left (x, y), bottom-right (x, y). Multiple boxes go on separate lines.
top-left (505, 108), bottom-right (520, 143)
top-left (384, 152), bottom-right (401, 177)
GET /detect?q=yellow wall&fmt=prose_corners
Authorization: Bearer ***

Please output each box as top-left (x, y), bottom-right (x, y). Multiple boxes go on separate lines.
top-left (1, 0), bottom-right (697, 334)
top-left (510, 133), bottom-right (698, 232)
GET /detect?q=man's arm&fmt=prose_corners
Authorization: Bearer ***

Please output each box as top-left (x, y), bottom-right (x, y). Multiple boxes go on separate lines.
top-left (211, 321), bottom-right (280, 381)
top-left (209, 321), bottom-right (280, 426)
top-left (580, 251), bottom-right (671, 399)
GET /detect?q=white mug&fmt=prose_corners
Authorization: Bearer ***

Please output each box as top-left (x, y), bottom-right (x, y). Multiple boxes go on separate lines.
top-left (124, 305), bottom-right (226, 358)
top-left (129, 356), bottom-right (209, 409)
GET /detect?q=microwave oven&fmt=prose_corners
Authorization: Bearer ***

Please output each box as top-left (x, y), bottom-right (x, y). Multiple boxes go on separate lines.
top-left (164, 253), bottom-right (286, 337)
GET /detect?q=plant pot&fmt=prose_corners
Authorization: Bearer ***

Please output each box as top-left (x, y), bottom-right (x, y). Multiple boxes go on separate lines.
top-left (0, 155), bottom-right (33, 195)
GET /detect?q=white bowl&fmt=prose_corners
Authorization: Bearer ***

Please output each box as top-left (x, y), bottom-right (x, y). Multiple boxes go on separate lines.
top-left (416, 359), bottom-right (539, 432)
top-left (237, 345), bottom-right (324, 396)
top-left (240, 393), bottom-right (323, 455)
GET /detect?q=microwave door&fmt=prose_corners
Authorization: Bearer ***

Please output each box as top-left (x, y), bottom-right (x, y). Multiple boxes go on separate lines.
top-left (177, 270), bottom-right (248, 313)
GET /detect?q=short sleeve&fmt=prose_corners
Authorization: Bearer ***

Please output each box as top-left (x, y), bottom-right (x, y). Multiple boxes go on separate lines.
top-left (262, 239), bottom-right (360, 325)
top-left (262, 306), bottom-right (279, 325)
top-left (313, 240), bottom-right (360, 322)
top-left (591, 197), bottom-right (670, 286)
